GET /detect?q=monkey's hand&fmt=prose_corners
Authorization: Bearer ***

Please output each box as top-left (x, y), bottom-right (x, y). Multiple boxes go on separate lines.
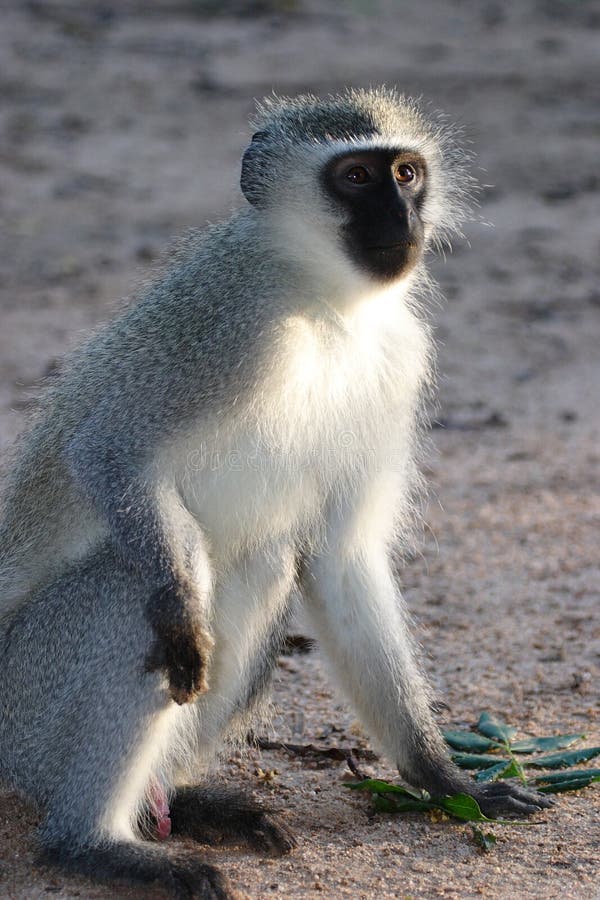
top-left (468, 781), bottom-right (554, 818)
top-left (145, 582), bottom-right (215, 705)
top-left (411, 760), bottom-right (553, 819)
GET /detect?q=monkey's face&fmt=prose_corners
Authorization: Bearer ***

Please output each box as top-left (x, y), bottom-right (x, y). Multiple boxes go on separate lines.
top-left (323, 149), bottom-right (426, 283)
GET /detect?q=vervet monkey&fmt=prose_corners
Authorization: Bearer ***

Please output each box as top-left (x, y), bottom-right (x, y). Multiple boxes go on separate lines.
top-left (0, 89), bottom-right (551, 898)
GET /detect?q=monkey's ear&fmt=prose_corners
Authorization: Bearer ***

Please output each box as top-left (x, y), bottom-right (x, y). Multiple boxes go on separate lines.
top-left (240, 131), bottom-right (268, 207)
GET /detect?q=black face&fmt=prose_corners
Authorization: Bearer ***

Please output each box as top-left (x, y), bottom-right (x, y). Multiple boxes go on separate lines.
top-left (322, 148), bottom-right (427, 282)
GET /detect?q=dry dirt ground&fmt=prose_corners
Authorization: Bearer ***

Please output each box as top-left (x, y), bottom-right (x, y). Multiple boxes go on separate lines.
top-left (0, 1), bottom-right (599, 898)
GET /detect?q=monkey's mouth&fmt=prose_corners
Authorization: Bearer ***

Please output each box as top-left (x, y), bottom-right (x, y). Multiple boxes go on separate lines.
top-left (358, 239), bottom-right (423, 282)
top-left (368, 241), bottom-right (418, 251)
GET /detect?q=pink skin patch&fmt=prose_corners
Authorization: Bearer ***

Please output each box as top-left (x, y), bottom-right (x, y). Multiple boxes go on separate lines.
top-left (148, 778), bottom-right (172, 841)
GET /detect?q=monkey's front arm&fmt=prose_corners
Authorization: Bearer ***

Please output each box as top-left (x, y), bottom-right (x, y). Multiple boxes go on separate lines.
top-left (65, 415), bottom-right (214, 704)
top-left (300, 476), bottom-right (552, 818)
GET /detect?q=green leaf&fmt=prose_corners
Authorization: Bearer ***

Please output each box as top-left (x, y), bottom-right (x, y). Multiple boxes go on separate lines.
top-left (443, 730), bottom-right (503, 752)
top-left (343, 779), bottom-right (490, 821)
top-left (477, 712), bottom-right (517, 744)
top-left (510, 734), bottom-right (585, 754)
top-left (532, 768), bottom-right (600, 793)
top-left (372, 793), bottom-right (399, 813)
top-left (536, 775), bottom-right (600, 794)
top-left (532, 768), bottom-right (600, 785)
top-left (475, 760), bottom-right (515, 783)
top-left (372, 794), bottom-right (433, 813)
top-left (522, 747), bottom-right (600, 770)
top-left (344, 779), bottom-right (425, 798)
top-left (470, 824), bottom-right (497, 852)
top-left (451, 753), bottom-right (510, 770)
top-left (437, 793), bottom-right (488, 822)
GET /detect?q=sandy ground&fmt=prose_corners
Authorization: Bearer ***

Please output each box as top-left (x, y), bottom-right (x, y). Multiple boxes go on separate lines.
top-left (0, 1), bottom-right (599, 897)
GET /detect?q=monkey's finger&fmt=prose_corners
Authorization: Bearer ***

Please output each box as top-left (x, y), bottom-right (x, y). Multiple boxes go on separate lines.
top-left (491, 782), bottom-right (555, 808)
top-left (168, 676), bottom-right (197, 706)
top-left (247, 814), bottom-right (298, 855)
top-left (477, 785), bottom-right (553, 817)
top-left (507, 788), bottom-right (554, 809)
top-left (171, 859), bottom-right (235, 899)
top-left (167, 673), bottom-right (207, 704)
top-left (494, 795), bottom-right (549, 817)
top-left (164, 639), bottom-right (207, 704)
top-left (181, 634), bottom-right (211, 691)
top-left (165, 658), bottom-right (196, 704)
top-left (189, 649), bottom-right (209, 694)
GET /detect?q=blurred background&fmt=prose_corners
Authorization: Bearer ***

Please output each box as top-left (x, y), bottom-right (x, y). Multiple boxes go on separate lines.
top-left (1, 1), bottom-right (598, 897)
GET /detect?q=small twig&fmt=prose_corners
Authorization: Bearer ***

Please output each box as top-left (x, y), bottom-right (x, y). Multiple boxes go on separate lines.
top-left (252, 737), bottom-right (378, 764)
top-left (345, 753), bottom-right (368, 781)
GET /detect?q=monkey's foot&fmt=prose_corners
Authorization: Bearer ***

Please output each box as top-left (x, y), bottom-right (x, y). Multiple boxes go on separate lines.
top-left (41, 839), bottom-right (233, 899)
top-left (171, 787), bottom-right (297, 855)
top-left (146, 584), bottom-right (215, 704)
top-left (472, 781), bottom-right (554, 817)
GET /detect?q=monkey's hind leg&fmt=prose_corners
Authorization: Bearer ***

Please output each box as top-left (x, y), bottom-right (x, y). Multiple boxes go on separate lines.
top-left (37, 691), bottom-right (233, 900)
top-left (170, 786), bottom-right (297, 856)
top-left (38, 745), bottom-right (233, 899)
top-left (3, 547), bottom-right (233, 898)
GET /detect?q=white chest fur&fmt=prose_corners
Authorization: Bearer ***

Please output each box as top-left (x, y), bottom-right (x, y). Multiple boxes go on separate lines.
top-left (175, 287), bottom-right (432, 563)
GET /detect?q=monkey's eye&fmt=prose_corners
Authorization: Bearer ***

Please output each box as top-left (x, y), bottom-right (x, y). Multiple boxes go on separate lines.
top-left (345, 166), bottom-right (371, 185)
top-left (395, 164), bottom-right (417, 184)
